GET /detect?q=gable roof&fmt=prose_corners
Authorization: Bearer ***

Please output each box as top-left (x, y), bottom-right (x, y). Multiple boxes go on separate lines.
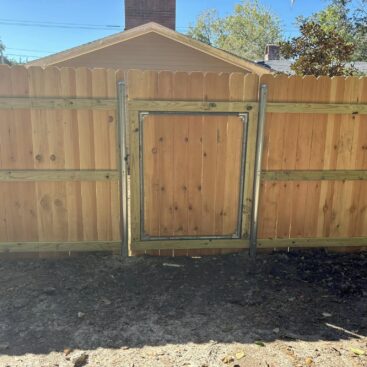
top-left (27, 22), bottom-right (271, 75)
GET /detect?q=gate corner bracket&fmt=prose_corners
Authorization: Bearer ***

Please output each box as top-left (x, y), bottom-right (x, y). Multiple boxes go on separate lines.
top-left (139, 111), bottom-right (149, 120)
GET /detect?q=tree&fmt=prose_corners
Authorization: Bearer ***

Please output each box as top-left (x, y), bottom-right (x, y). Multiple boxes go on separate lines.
top-left (186, 9), bottom-right (221, 46)
top-left (298, 0), bottom-right (367, 61)
top-left (0, 39), bottom-right (16, 65)
top-left (187, 1), bottom-right (283, 61)
top-left (280, 21), bottom-right (356, 76)
top-left (0, 39), bottom-right (5, 64)
top-left (308, 1), bottom-right (351, 40)
top-left (353, 0), bottom-right (367, 59)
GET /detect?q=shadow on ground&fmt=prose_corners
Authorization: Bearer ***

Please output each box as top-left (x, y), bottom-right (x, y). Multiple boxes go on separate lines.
top-left (0, 250), bottom-right (366, 355)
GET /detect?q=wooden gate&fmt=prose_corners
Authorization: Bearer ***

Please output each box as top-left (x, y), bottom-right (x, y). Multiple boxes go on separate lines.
top-left (140, 112), bottom-right (247, 239)
top-left (126, 70), bottom-right (260, 254)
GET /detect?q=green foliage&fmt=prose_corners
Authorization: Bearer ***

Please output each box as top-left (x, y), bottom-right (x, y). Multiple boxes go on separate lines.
top-left (186, 9), bottom-right (221, 46)
top-left (309, 2), bottom-right (351, 39)
top-left (187, 0), bottom-right (283, 61)
top-left (0, 39), bottom-right (16, 65)
top-left (353, 0), bottom-right (367, 59)
top-left (280, 21), bottom-right (356, 76)
top-left (297, 0), bottom-right (367, 61)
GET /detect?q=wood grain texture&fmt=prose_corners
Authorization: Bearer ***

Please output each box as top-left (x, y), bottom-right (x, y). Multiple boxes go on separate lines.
top-left (0, 96), bottom-right (116, 109)
top-left (142, 114), bottom-right (243, 238)
top-left (0, 241), bottom-right (120, 253)
top-left (147, 126), bottom-right (241, 231)
top-left (128, 70), bottom-right (255, 256)
top-left (2, 66), bottom-right (367, 255)
top-left (0, 65), bottom-right (121, 246)
top-left (262, 170), bottom-right (367, 181)
top-left (259, 75), bottom-right (367, 241)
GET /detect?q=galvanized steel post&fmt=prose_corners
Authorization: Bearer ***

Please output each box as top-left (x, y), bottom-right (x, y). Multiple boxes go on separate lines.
top-left (250, 84), bottom-right (268, 257)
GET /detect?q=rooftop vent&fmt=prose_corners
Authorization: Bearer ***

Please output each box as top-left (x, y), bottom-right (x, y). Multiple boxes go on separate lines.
top-left (264, 44), bottom-right (280, 61)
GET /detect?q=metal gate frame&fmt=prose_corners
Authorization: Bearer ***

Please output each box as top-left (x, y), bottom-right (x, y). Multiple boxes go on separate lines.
top-left (122, 95), bottom-right (267, 254)
top-left (138, 111), bottom-right (249, 242)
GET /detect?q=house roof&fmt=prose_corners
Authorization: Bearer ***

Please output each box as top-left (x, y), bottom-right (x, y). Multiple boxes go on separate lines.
top-left (27, 22), bottom-right (271, 75)
top-left (259, 59), bottom-right (367, 75)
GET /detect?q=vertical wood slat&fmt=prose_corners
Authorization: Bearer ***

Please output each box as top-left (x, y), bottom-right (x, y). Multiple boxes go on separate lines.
top-left (350, 78), bottom-right (367, 238)
top-left (258, 74), bottom-right (284, 238)
top-left (10, 67), bottom-right (39, 242)
top-left (336, 78), bottom-right (361, 239)
top-left (171, 73), bottom-right (190, 258)
top-left (0, 65), bottom-right (121, 247)
top-left (0, 67), bottom-right (27, 241)
top-left (184, 72), bottom-right (205, 257)
top-left (60, 68), bottom-right (83, 241)
top-left (127, 70), bottom-right (157, 255)
top-left (156, 72), bottom-right (175, 256)
top-left (290, 76), bottom-right (316, 238)
top-left (278, 76), bottom-right (303, 238)
top-left (200, 73), bottom-right (227, 256)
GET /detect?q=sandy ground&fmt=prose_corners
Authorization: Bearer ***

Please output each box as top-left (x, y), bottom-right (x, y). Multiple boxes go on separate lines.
top-left (0, 250), bottom-right (366, 367)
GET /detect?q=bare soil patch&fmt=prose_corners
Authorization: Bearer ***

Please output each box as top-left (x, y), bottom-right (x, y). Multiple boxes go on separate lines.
top-left (0, 250), bottom-right (366, 367)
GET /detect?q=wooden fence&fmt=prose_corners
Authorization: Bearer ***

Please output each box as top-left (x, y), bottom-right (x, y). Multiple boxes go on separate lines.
top-left (258, 74), bottom-right (367, 250)
top-left (0, 65), bottom-right (367, 256)
top-left (0, 65), bottom-right (123, 254)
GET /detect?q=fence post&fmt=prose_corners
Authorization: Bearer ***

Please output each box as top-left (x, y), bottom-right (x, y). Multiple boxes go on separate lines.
top-left (250, 84), bottom-right (268, 258)
top-left (117, 81), bottom-right (129, 257)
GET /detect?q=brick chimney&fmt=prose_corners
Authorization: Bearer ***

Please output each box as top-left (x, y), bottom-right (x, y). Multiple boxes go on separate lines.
top-left (125, 0), bottom-right (176, 30)
top-left (264, 44), bottom-right (280, 61)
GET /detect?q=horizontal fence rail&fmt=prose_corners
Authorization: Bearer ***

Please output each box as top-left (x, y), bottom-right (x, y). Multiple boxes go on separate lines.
top-left (128, 100), bottom-right (258, 113)
top-left (129, 101), bottom-right (367, 115)
top-left (262, 170), bottom-right (367, 181)
top-left (258, 237), bottom-right (367, 248)
top-left (0, 170), bottom-right (119, 181)
top-left (0, 241), bottom-right (121, 253)
top-left (0, 96), bottom-right (117, 109)
top-left (267, 102), bottom-right (367, 114)
top-left (2, 97), bottom-right (367, 115)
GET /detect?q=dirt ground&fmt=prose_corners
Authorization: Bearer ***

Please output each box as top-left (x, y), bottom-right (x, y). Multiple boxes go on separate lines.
top-left (0, 250), bottom-right (366, 367)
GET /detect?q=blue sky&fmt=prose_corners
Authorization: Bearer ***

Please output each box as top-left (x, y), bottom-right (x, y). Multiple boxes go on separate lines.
top-left (0, 0), bottom-right (336, 62)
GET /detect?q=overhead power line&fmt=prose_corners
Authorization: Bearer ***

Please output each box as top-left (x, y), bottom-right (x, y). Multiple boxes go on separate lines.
top-left (0, 18), bottom-right (122, 30)
top-left (0, 17), bottom-right (192, 31)
top-left (7, 47), bottom-right (57, 54)
top-left (0, 18), bottom-right (121, 28)
top-left (5, 53), bottom-right (39, 58)
top-left (0, 22), bottom-right (120, 31)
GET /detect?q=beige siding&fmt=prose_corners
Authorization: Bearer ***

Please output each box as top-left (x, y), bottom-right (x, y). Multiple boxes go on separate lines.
top-left (53, 33), bottom-right (247, 73)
